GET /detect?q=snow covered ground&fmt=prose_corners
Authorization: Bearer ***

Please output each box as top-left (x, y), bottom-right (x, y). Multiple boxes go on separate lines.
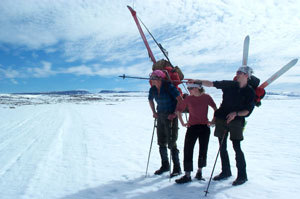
top-left (0, 92), bottom-right (300, 199)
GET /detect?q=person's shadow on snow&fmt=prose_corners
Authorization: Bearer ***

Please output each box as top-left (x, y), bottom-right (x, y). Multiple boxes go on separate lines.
top-left (59, 175), bottom-right (233, 199)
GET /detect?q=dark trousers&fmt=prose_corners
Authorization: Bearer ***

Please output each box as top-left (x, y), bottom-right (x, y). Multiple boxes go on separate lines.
top-left (183, 125), bottom-right (210, 172)
top-left (219, 133), bottom-right (247, 177)
top-left (156, 113), bottom-right (178, 149)
top-left (157, 113), bottom-right (180, 167)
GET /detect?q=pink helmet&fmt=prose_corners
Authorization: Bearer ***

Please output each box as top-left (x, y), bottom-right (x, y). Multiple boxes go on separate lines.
top-left (151, 70), bottom-right (166, 79)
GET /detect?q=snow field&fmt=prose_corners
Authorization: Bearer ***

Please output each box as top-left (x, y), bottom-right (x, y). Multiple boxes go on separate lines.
top-left (0, 93), bottom-right (299, 199)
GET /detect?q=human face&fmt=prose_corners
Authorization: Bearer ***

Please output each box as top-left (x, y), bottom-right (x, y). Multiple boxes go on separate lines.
top-left (236, 71), bottom-right (248, 86)
top-left (236, 71), bottom-right (246, 76)
top-left (188, 87), bottom-right (198, 95)
top-left (150, 76), bottom-right (162, 88)
top-left (236, 71), bottom-right (249, 80)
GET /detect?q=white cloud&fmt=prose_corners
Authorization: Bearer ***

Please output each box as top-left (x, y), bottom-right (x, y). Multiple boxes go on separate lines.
top-left (27, 61), bottom-right (55, 77)
top-left (60, 61), bottom-right (152, 77)
top-left (1, 60), bottom-right (153, 80)
top-left (0, 67), bottom-right (21, 78)
top-left (0, 0), bottom-right (299, 86)
top-left (62, 65), bottom-right (94, 76)
top-left (0, 0), bottom-right (137, 60)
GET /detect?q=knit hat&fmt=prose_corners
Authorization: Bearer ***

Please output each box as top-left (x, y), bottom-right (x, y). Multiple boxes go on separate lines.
top-left (150, 70), bottom-right (166, 79)
top-left (237, 65), bottom-right (253, 78)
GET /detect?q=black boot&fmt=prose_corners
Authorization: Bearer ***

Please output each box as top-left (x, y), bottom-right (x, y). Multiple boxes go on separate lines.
top-left (213, 171), bottom-right (232, 181)
top-left (154, 161), bottom-right (170, 175)
top-left (170, 148), bottom-right (182, 177)
top-left (232, 177), bottom-right (247, 186)
top-left (195, 170), bottom-right (205, 181)
top-left (232, 169), bottom-right (247, 186)
top-left (170, 164), bottom-right (182, 177)
top-left (155, 147), bottom-right (170, 175)
top-left (175, 175), bottom-right (191, 184)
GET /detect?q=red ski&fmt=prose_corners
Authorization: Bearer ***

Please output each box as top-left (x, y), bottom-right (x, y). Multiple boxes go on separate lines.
top-left (127, 6), bottom-right (156, 64)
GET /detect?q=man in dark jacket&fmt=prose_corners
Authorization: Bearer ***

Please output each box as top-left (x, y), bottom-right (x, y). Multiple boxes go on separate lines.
top-left (148, 70), bottom-right (183, 177)
top-left (195, 66), bottom-right (255, 186)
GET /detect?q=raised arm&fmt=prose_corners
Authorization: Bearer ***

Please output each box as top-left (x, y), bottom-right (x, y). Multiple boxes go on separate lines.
top-left (192, 80), bottom-right (214, 87)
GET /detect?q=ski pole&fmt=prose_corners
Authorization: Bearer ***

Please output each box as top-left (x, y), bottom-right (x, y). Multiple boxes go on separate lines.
top-left (118, 74), bottom-right (189, 83)
top-left (169, 120), bottom-right (173, 182)
top-left (204, 130), bottom-right (228, 196)
top-left (119, 74), bottom-right (150, 80)
top-left (145, 118), bottom-right (157, 177)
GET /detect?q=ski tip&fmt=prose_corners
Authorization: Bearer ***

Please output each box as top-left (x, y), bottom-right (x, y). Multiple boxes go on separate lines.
top-left (127, 5), bottom-right (136, 14)
top-left (244, 35), bottom-right (250, 41)
top-left (289, 58), bottom-right (298, 66)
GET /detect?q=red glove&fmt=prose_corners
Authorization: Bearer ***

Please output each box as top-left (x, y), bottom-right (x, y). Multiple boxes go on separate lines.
top-left (256, 87), bottom-right (266, 99)
top-left (255, 87), bottom-right (266, 106)
top-left (255, 87), bottom-right (266, 96)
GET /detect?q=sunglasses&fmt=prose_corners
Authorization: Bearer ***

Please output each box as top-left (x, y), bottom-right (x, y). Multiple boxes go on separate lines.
top-left (187, 87), bottom-right (195, 90)
top-left (150, 76), bottom-right (160, 80)
top-left (236, 71), bottom-right (246, 75)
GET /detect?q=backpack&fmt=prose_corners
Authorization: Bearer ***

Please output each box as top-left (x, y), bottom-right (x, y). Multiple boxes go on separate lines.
top-left (152, 59), bottom-right (184, 95)
top-left (248, 75), bottom-right (265, 107)
top-left (152, 59), bottom-right (184, 83)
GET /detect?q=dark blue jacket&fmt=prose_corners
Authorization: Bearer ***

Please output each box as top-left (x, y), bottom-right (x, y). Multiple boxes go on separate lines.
top-left (148, 82), bottom-right (180, 114)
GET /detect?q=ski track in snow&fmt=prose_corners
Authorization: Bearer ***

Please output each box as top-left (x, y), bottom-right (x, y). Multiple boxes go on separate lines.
top-left (0, 94), bottom-right (300, 199)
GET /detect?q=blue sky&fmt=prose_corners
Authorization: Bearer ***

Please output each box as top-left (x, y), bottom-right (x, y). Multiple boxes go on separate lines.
top-left (0, 0), bottom-right (299, 93)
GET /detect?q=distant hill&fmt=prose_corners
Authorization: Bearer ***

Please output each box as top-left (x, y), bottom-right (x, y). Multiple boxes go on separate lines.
top-left (99, 90), bottom-right (146, 93)
top-left (267, 91), bottom-right (300, 97)
top-left (12, 90), bottom-right (147, 95)
top-left (13, 90), bottom-right (90, 95)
